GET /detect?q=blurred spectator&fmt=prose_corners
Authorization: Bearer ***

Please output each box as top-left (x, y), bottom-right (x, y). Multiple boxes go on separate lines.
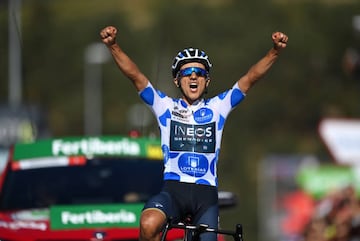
top-left (302, 185), bottom-right (360, 241)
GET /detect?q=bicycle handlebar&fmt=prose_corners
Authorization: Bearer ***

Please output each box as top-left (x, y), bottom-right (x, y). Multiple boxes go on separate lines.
top-left (163, 221), bottom-right (243, 241)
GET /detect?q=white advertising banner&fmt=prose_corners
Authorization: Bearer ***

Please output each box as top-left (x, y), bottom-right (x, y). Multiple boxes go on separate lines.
top-left (319, 118), bottom-right (360, 165)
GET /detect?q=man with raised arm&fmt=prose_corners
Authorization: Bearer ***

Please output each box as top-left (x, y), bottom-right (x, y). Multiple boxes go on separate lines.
top-left (100, 26), bottom-right (288, 241)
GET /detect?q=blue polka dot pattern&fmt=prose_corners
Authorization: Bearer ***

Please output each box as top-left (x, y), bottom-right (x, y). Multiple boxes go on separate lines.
top-left (156, 89), bottom-right (166, 98)
top-left (159, 110), bottom-right (171, 127)
top-left (196, 179), bottom-right (211, 185)
top-left (164, 172), bottom-right (181, 181)
top-left (139, 82), bottom-right (245, 187)
top-left (162, 145), bottom-right (170, 164)
top-left (170, 152), bottom-right (180, 158)
top-left (218, 115), bottom-right (225, 131)
top-left (218, 90), bottom-right (229, 100)
top-left (180, 99), bottom-right (187, 108)
top-left (140, 86), bottom-right (155, 106)
top-left (210, 150), bottom-right (219, 176)
top-left (231, 88), bottom-right (244, 107)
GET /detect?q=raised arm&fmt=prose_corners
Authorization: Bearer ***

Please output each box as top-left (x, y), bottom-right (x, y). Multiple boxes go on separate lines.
top-left (100, 26), bottom-right (149, 91)
top-left (238, 32), bottom-right (288, 94)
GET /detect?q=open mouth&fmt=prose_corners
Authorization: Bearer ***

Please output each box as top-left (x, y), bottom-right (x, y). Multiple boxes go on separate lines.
top-left (189, 83), bottom-right (198, 90)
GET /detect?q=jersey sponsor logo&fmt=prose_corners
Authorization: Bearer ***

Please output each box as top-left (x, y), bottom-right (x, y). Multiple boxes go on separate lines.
top-left (171, 106), bottom-right (192, 121)
top-left (170, 121), bottom-right (215, 153)
top-left (178, 153), bottom-right (208, 177)
top-left (171, 111), bottom-right (186, 119)
top-left (193, 108), bottom-right (213, 123)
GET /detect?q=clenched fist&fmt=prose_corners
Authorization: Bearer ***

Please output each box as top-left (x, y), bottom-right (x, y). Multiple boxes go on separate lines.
top-left (100, 26), bottom-right (117, 47)
top-left (272, 32), bottom-right (288, 50)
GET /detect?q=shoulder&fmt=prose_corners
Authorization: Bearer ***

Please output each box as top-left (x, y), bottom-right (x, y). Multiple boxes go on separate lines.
top-left (139, 82), bottom-right (173, 106)
top-left (207, 83), bottom-right (246, 106)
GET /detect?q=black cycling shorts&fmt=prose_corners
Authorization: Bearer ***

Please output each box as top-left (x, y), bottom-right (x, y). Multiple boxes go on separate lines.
top-left (143, 180), bottom-right (219, 241)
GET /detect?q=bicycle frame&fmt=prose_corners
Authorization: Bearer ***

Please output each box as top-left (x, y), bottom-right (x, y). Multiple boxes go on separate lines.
top-left (160, 218), bottom-right (243, 241)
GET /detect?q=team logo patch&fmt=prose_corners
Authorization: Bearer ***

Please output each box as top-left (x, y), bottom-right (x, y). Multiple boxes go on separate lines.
top-left (178, 153), bottom-right (208, 177)
top-left (193, 108), bottom-right (213, 123)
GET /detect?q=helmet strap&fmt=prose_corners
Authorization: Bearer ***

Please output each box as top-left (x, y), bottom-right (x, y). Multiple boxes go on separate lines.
top-left (175, 77), bottom-right (181, 88)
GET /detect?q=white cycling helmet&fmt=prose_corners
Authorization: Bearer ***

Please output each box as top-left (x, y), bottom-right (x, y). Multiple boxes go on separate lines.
top-left (171, 47), bottom-right (212, 78)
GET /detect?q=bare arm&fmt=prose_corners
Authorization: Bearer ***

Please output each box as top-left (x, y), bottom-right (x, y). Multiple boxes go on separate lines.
top-left (238, 32), bottom-right (288, 94)
top-left (100, 26), bottom-right (149, 91)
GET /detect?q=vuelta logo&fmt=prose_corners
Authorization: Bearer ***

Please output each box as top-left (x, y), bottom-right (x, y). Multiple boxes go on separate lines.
top-left (193, 108), bottom-right (213, 123)
top-left (178, 153), bottom-right (208, 177)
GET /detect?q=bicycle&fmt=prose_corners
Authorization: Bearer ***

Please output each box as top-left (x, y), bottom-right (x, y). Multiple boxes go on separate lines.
top-left (160, 216), bottom-right (244, 241)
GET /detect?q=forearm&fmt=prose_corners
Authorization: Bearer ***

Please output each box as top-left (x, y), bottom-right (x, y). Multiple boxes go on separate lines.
top-left (108, 43), bottom-right (148, 91)
top-left (238, 47), bottom-right (280, 93)
top-left (247, 47), bottom-right (279, 81)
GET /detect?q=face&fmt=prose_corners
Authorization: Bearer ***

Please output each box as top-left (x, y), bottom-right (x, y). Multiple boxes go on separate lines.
top-left (174, 62), bottom-right (210, 105)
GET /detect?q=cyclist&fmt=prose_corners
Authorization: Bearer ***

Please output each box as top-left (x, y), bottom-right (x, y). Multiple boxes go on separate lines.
top-left (100, 26), bottom-right (288, 241)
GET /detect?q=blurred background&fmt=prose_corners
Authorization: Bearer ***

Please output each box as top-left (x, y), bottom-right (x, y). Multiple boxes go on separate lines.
top-left (1, 0), bottom-right (360, 240)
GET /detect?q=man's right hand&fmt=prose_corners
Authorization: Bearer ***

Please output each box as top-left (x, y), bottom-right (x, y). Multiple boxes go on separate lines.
top-left (100, 26), bottom-right (117, 47)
